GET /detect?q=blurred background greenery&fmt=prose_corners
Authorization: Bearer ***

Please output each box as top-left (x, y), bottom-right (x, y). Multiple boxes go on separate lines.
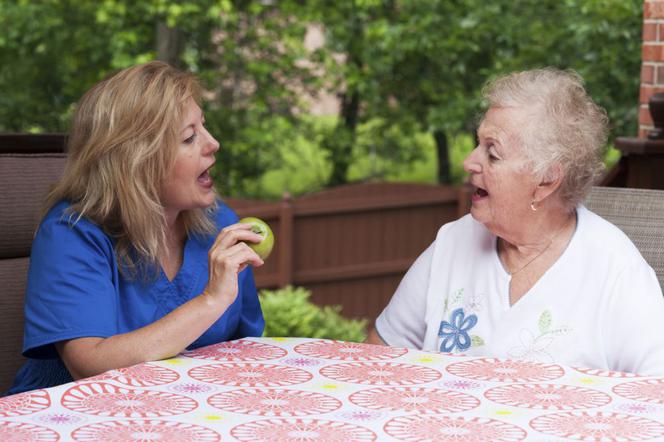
top-left (1, 0), bottom-right (640, 199)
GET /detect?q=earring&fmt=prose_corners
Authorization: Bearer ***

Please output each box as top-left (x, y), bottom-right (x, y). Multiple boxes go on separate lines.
top-left (530, 200), bottom-right (538, 211)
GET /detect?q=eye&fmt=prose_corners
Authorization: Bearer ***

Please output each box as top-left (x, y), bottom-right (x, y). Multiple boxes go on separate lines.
top-left (487, 144), bottom-right (499, 161)
top-left (183, 133), bottom-right (196, 145)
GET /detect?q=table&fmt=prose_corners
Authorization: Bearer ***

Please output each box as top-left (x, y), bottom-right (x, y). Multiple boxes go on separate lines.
top-left (1, 337), bottom-right (664, 441)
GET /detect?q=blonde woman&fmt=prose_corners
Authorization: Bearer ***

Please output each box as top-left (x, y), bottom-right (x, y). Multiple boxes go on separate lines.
top-left (7, 61), bottom-right (265, 395)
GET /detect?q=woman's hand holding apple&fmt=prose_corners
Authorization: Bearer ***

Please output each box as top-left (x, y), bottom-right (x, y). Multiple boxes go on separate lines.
top-left (203, 223), bottom-right (264, 307)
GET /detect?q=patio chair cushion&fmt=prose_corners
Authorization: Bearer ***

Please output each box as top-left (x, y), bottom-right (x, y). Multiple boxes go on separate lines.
top-left (0, 151), bottom-right (66, 394)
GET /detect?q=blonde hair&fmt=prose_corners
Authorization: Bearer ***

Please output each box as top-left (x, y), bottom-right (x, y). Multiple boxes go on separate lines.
top-left (45, 61), bottom-right (217, 277)
top-left (482, 68), bottom-right (609, 210)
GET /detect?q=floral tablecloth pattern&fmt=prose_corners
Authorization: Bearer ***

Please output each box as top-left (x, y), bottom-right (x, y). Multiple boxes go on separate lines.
top-left (2, 337), bottom-right (664, 441)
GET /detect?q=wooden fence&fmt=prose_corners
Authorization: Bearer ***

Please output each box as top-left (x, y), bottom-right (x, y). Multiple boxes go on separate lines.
top-left (227, 182), bottom-right (468, 322)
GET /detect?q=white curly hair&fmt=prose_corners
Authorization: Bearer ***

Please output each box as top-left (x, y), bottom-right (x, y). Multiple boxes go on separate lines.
top-left (482, 67), bottom-right (609, 210)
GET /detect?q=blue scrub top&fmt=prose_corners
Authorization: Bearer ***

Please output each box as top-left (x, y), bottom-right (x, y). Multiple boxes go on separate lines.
top-left (6, 200), bottom-right (264, 396)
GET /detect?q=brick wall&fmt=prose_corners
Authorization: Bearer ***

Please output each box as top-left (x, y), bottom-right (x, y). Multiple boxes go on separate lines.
top-left (640, 1), bottom-right (664, 137)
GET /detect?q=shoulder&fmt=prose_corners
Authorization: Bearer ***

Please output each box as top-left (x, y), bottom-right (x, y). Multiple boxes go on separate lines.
top-left (424, 213), bottom-right (496, 278)
top-left (438, 213), bottom-right (487, 235)
top-left (575, 205), bottom-right (646, 266)
top-left (433, 213), bottom-right (492, 250)
top-left (571, 206), bottom-right (660, 304)
top-left (41, 200), bottom-right (99, 229)
top-left (30, 201), bottom-right (116, 278)
top-left (36, 200), bottom-right (113, 251)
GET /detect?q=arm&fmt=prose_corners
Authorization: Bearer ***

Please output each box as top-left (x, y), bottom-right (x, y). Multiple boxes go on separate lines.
top-left (369, 243), bottom-right (434, 349)
top-left (56, 223), bottom-right (263, 380)
top-left (231, 268), bottom-right (265, 340)
top-left (365, 328), bottom-right (387, 346)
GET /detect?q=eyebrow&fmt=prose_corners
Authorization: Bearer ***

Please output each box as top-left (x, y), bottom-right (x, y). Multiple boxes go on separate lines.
top-left (180, 109), bottom-right (204, 134)
top-left (478, 126), bottom-right (501, 143)
top-left (180, 123), bottom-right (195, 135)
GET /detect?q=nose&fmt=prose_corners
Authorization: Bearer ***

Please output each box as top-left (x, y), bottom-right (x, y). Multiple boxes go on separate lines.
top-left (203, 128), bottom-right (220, 155)
top-left (463, 146), bottom-right (482, 174)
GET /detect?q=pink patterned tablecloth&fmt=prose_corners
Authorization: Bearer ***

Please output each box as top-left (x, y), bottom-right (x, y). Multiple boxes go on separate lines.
top-left (2, 337), bottom-right (664, 441)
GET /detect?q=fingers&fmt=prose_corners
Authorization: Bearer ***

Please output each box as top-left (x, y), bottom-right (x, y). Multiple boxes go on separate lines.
top-left (211, 222), bottom-right (264, 252)
top-left (226, 242), bottom-right (264, 268)
top-left (221, 245), bottom-right (259, 274)
top-left (205, 222), bottom-right (264, 303)
top-left (209, 241), bottom-right (264, 273)
top-left (206, 242), bottom-right (263, 302)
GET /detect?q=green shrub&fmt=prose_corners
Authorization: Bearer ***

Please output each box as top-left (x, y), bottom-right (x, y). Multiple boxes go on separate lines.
top-left (259, 286), bottom-right (368, 342)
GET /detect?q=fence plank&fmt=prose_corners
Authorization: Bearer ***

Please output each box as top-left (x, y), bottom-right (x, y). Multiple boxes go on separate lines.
top-left (277, 195), bottom-right (294, 287)
top-left (294, 258), bottom-right (415, 284)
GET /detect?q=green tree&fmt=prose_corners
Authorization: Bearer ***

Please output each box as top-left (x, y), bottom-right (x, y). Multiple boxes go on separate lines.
top-left (363, 0), bottom-right (497, 183)
top-left (481, 0), bottom-right (642, 139)
top-left (0, 0), bottom-right (153, 132)
top-left (0, 0), bottom-right (317, 197)
top-left (304, 1), bottom-right (429, 186)
top-left (0, 0), bottom-right (643, 190)
top-left (305, 1), bottom-right (370, 187)
top-left (189, 1), bottom-right (318, 196)
top-left (308, 0), bottom-right (642, 184)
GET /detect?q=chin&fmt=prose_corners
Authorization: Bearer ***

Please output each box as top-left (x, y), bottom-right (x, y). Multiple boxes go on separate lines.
top-left (184, 198), bottom-right (215, 212)
top-left (469, 208), bottom-right (496, 231)
top-left (469, 206), bottom-right (484, 222)
top-left (198, 191), bottom-right (217, 207)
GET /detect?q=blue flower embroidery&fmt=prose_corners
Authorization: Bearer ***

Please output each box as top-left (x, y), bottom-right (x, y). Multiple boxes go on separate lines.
top-left (438, 308), bottom-right (478, 352)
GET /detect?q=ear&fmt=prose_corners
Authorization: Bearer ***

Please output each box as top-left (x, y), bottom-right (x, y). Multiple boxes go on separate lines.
top-left (533, 163), bottom-right (564, 203)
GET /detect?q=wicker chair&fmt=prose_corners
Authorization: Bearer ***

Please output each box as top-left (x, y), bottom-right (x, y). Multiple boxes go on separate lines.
top-left (0, 135), bottom-right (66, 394)
top-left (585, 186), bottom-right (664, 291)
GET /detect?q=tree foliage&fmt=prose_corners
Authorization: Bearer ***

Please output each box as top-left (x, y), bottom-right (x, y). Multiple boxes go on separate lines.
top-left (0, 0), bottom-right (316, 196)
top-left (309, 0), bottom-right (642, 184)
top-left (0, 0), bottom-right (643, 191)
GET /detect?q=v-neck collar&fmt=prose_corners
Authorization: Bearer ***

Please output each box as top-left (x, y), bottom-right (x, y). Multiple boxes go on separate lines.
top-left (156, 233), bottom-right (206, 304)
top-left (493, 208), bottom-right (580, 310)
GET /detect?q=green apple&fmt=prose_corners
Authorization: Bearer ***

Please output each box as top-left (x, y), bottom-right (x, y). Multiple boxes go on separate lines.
top-left (239, 217), bottom-right (275, 260)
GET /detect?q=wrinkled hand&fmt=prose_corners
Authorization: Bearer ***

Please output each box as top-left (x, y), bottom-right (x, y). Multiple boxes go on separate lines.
top-left (204, 222), bottom-right (264, 306)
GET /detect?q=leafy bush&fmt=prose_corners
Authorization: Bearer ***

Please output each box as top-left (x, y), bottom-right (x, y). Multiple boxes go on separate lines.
top-left (259, 286), bottom-right (368, 342)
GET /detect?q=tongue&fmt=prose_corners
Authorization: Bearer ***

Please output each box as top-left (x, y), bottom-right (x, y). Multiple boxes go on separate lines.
top-left (477, 188), bottom-right (488, 197)
top-left (198, 170), bottom-right (212, 186)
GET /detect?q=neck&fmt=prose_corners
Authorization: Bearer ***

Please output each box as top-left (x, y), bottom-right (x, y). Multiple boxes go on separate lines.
top-left (161, 211), bottom-right (186, 280)
top-left (499, 209), bottom-right (576, 276)
top-left (164, 210), bottom-right (186, 251)
top-left (502, 205), bottom-right (574, 250)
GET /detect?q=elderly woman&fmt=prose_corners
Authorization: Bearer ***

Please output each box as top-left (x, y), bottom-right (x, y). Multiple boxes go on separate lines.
top-left (367, 68), bottom-right (664, 375)
top-left (7, 61), bottom-right (265, 395)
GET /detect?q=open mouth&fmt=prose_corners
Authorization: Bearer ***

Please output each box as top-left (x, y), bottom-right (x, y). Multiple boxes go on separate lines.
top-left (472, 186), bottom-right (488, 201)
top-left (197, 168), bottom-right (214, 188)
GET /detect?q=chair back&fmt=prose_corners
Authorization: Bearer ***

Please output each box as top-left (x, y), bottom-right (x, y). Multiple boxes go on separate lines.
top-left (584, 186), bottom-right (664, 291)
top-left (0, 134), bottom-right (66, 394)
